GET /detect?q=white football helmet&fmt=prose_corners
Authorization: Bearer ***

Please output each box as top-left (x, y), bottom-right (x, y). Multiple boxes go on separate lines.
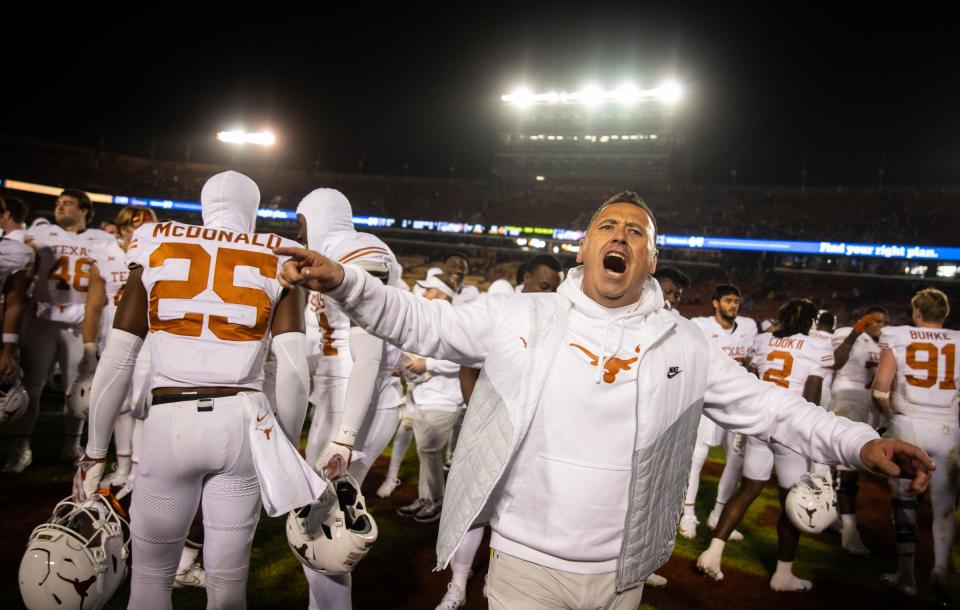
top-left (0, 369), bottom-right (28, 426)
top-left (286, 474), bottom-right (378, 575)
top-left (399, 353), bottom-right (431, 385)
top-left (785, 471), bottom-right (838, 534)
top-left (20, 492), bottom-right (130, 610)
top-left (66, 375), bottom-right (94, 420)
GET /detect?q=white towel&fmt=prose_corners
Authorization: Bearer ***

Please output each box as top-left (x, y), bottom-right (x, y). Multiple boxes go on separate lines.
top-left (242, 393), bottom-right (329, 516)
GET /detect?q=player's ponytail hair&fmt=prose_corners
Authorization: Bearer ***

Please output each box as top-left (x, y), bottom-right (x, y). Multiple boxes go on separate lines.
top-left (911, 288), bottom-right (950, 324)
top-left (773, 299), bottom-right (818, 338)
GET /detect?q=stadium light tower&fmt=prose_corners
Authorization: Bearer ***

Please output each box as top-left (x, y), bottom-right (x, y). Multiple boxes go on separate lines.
top-left (656, 80), bottom-right (683, 105)
top-left (216, 129), bottom-right (277, 146)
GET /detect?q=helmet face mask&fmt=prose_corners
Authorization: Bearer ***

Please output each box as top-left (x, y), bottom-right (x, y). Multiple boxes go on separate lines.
top-left (0, 369), bottom-right (28, 426)
top-left (20, 493), bottom-right (130, 610)
top-left (286, 473), bottom-right (378, 575)
top-left (785, 472), bottom-right (838, 535)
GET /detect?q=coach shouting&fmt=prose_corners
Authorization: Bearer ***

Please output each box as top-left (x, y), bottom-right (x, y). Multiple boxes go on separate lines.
top-left (275, 192), bottom-right (933, 609)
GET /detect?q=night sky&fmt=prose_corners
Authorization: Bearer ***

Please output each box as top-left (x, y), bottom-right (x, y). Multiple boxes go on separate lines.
top-left (6, 5), bottom-right (958, 184)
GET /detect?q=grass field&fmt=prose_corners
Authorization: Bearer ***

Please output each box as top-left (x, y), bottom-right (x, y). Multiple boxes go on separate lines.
top-left (2, 394), bottom-right (958, 609)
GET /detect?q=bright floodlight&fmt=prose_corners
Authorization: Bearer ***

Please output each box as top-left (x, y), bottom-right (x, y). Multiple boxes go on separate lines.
top-left (656, 80), bottom-right (683, 105)
top-left (614, 82), bottom-right (642, 104)
top-left (216, 129), bottom-right (276, 146)
top-left (579, 84), bottom-right (604, 107)
top-left (502, 87), bottom-right (535, 107)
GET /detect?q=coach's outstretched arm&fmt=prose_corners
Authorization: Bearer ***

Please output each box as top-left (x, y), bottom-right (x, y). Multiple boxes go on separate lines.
top-left (275, 246), bottom-right (495, 367)
top-left (702, 344), bottom-right (935, 494)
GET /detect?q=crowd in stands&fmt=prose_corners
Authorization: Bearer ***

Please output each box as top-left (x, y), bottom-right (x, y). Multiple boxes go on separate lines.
top-left (3, 136), bottom-right (959, 246)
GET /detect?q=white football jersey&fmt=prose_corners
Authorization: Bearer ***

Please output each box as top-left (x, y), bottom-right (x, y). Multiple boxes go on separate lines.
top-left (89, 239), bottom-right (130, 345)
top-left (880, 325), bottom-right (960, 423)
top-left (126, 220), bottom-right (298, 390)
top-left (91, 240), bottom-right (129, 309)
top-left (0, 237), bottom-right (34, 291)
top-left (753, 332), bottom-right (835, 398)
top-left (831, 327), bottom-right (881, 393)
top-left (309, 233), bottom-right (397, 380)
top-left (809, 329), bottom-right (836, 390)
top-left (2, 228), bottom-right (27, 243)
top-left (26, 224), bottom-right (114, 323)
top-left (691, 315), bottom-right (757, 364)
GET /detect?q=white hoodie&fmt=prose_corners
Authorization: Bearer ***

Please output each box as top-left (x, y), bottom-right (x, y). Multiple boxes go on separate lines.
top-left (201, 170), bottom-right (260, 233)
top-left (490, 271), bottom-right (658, 573)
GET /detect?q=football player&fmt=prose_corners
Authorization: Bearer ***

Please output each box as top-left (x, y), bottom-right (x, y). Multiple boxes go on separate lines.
top-left (74, 171), bottom-right (325, 609)
top-left (653, 266), bottom-right (690, 315)
top-left (0, 194), bottom-right (29, 242)
top-left (830, 305), bottom-right (888, 554)
top-left (682, 285), bottom-right (757, 540)
top-left (0, 195), bottom-right (34, 377)
top-left (872, 288), bottom-right (959, 600)
top-left (76, 206), bottom-right (159, 487)
top-left (698, 299), bottom-right (833, 592)
top-left (5, 189), bottom-right (114, 473)
top-left (294, 187), bottom-right (405, 610)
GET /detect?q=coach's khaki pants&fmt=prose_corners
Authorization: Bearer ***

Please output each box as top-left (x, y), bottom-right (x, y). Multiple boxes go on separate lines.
top-left (486, 550), bottom-right (645, 610)
top-left (412, 407), bottom-right (460, 501)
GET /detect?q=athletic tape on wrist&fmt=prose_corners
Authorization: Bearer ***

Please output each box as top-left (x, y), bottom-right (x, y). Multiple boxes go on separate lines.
top-left (2, 333), bottom-right (18, 344)
top-left (334, 424), bottom-right (359, 446)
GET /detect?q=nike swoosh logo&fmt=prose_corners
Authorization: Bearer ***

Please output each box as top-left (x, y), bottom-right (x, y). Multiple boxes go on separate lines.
top-left (256, 414), bottom-right (267, 423)
top-left (667, 367), bottom-right (683, 379)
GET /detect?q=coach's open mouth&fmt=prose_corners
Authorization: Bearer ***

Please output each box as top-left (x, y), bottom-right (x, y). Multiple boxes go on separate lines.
top-left (603, 251), bottom-right (627, 277)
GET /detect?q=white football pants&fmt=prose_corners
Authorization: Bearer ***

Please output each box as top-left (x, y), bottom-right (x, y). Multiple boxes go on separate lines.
top-left (128, 393), bottom-right (263, 610)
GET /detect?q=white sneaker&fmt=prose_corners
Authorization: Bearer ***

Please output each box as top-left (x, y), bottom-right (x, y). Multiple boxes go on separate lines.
top-left (880, 572), bottom-right (916, 596)
top-left (414, 499), bottom-right (443, 523)
top-left (840, 525), bottom-right (870, 555)
top-left (707, 509), bottom-right (721, 530)
top-left (398, 498), bottom-right (428, 517)
top-left (173, 563), bottom-right (206, 589)
top-left (2, 448), bottom-right (32, 474)
top-left (377, 477), bottom-right (401, 498)
top-left (770, 571), bottom-right (812, 592)
top-left (645, 573), bottom-right (668, 587)
top-left (707, 510), bottom-right (743, 541)
top-left (678, 515), bottom-right (699, 539)
top-left (696, 547), bottom-right (724, 581)
top-left (435, 581), bottom-right (467, 610)
top-left (102, 466), bottom-right (131, 488)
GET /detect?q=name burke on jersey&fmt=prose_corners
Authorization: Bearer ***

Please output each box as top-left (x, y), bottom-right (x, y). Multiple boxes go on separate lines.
top-left (152, 222), bottom-right (282, 249)
top-left (908, 330), bottom-right (951, 342)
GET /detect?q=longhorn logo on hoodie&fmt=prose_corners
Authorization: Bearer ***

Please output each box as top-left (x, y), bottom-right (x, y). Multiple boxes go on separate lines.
top-left (569, 344), bottom-right (641, 383)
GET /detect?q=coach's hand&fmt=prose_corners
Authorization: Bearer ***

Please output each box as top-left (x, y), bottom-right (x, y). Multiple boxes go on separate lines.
top-left (274, 247), bottom-right (345, 292)
top-left (859, 438), bottom-right (934, 494)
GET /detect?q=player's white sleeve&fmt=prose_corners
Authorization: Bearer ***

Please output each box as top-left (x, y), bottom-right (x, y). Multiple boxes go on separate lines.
top-left (271, 331), bottom-right (309, 443)
top-left (336, 327), bottom-right (385, 443)
top-left (86, 329), bottom-right (143, 459)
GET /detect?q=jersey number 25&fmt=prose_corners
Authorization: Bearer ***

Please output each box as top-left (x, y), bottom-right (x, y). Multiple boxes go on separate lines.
top-left (148, 243), bottom-right (276, 341)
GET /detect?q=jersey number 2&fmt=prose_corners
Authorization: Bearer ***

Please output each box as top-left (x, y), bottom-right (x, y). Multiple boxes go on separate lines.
top-left (148, 243), bottom-right (276, 341)
top-left (763, 350), bottom-right (794, 388)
